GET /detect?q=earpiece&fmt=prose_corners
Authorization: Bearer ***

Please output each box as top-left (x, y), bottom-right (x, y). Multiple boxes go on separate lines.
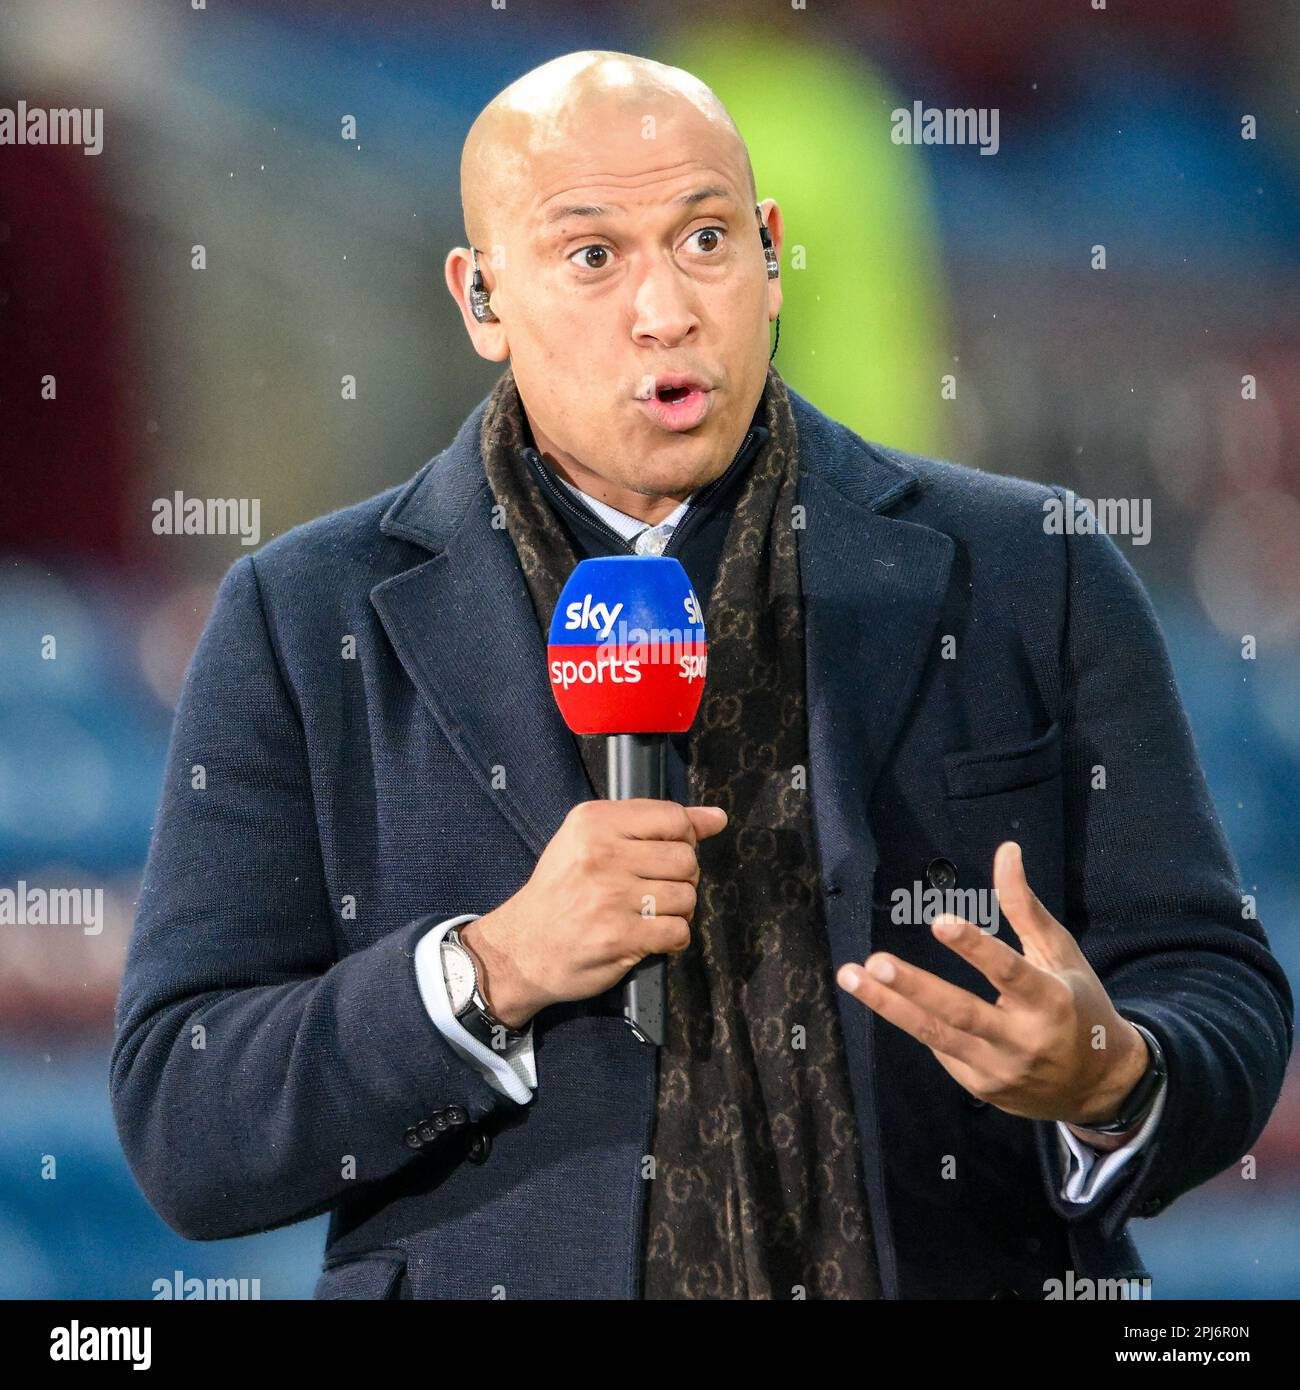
top-left (469, 246), bottom-right (499, 323)
top-left (757, 205), bottom-right (780, 360)
top-left (756, 205), bottom-right (779, 279)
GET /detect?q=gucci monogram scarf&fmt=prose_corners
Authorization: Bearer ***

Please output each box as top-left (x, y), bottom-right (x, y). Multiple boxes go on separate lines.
top-left (478, 363), bottom-right (880, 1299)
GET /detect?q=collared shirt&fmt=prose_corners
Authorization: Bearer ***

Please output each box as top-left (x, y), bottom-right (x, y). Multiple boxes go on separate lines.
top-left (550, 473), bottom-right (691, 555)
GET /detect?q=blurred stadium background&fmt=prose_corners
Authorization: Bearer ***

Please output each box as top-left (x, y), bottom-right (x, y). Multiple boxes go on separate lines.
top-left (1, 0), bottom-right (1297, 1298)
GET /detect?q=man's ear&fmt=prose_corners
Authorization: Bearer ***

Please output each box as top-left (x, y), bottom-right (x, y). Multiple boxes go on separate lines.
top-left (758, 199), bottom-right (784, 319)
top-left (444, 246), bottom-right (509, 362)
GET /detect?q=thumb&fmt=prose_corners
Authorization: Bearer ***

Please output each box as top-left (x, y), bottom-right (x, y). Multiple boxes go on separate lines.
top-left (685, 804), bottom-right (729, 840)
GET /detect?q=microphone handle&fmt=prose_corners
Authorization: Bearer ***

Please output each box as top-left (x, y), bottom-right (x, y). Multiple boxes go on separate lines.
top-left (607, 732), bottom-right (667, 1046)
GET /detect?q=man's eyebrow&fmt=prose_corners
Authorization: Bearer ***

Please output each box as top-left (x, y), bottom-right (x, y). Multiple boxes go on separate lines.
top-left (540, 186), bottom-right (740, 228)
top-left (672, 185), bottom-right (738, 209)
top-left (542, 202), bottom-right (616, 226)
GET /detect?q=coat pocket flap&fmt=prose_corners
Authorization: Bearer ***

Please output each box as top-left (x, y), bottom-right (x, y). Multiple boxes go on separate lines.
top-left (314, 1249), bottom-right (407, 1300)
top-left (944, 722), bottom-right (1062, 799)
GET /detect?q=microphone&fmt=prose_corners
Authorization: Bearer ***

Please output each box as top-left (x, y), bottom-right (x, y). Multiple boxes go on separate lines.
top-left (547, 555), bottom-right (708, 1045)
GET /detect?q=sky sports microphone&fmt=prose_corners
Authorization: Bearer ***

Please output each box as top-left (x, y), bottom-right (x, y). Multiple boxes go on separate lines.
top-left (547, 555), bottom-right (708, 1046)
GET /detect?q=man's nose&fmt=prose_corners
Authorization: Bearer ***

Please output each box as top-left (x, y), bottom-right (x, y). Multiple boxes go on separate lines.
top-left (629, 260), bottom-right (699, 346)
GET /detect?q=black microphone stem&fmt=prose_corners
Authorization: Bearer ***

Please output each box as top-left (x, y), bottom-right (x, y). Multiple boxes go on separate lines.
top-left (607, 732), bottom-right (667, 1046)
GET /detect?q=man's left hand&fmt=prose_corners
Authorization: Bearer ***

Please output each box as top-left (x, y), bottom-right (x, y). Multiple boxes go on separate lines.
top-left (837, 840), bottom-right (1149, 1131)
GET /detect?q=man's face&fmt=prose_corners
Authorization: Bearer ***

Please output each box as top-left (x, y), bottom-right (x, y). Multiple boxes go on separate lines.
top-left (485, 100), bottom-right (780, 502)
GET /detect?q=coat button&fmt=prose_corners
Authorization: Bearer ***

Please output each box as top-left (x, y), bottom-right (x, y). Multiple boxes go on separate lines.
top-left (963, 1092), bottom-right (988, 1110)
top-left (430, 1110), bottom-right (451, 1132)
top-left (926, 857), bottom-right (958, 891)
top-left (465, 1127), bottom-right (492, 1164)
top-left (403, 1127), bottom-right (424, 1150)
top-left (417, 1120), bottom-right (439, 1144)
top-left (445, 1105), bottom-right (468, 1126)
top-left (990, 1286), bottom-right (1022, 1299)
top-left (1137, 1196), bottom-right (1164, 1218)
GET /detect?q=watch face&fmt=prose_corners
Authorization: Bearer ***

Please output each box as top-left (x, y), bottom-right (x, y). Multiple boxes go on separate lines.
top-left (441, 941), bottom-right (476, 1015)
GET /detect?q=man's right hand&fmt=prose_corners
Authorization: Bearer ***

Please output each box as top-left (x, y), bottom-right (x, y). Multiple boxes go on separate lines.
top-left (459, 798), bottom-right (728, 1031)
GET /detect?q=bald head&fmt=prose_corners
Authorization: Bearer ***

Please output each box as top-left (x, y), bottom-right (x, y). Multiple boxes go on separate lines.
top-left (460, 50), bottom-right (756, 251)
top-left (446, 48), bottom-right (783, 528)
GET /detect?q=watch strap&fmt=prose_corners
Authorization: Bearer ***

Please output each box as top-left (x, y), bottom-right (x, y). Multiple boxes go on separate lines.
top-left (1075, 1021), bottom-right (1166, 1136)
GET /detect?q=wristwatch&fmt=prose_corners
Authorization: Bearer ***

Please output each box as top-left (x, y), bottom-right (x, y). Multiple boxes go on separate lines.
top-left (440, 926), bottom-right (525, 1051)
top-left (1075, 1021), bottom-right (1167, 1136)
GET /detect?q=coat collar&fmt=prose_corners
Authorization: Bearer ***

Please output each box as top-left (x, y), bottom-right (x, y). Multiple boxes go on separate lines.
top-left (371, 378), bottom-right (954, 892)
top-left (378, 378), bottom-right (918, 553)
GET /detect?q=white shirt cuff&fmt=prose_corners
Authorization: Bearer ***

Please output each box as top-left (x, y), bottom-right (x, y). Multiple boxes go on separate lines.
top-left (412, 913), bottom-right (537, 1106)
top-left (1054, 1071), bottom-right (1167, 1204)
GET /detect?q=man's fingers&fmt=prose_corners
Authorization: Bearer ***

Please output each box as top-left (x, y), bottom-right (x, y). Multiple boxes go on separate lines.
top-left (840, 951), bottom-right (1008, 1043)
top-left (684, 804), bottom-right (728, 839)
top-left (632, 878), bottom-right (698, 922)
top-left (593, 798), bottom-right (725, 845)
top-left (626, 839), bottom-right (701, 884)
top-left (992, 840), bottom-right (1078, 969)
top-left (929, 911), bottom-right (1060, 1007)
top-left (642, 914), bottom-right (692, 955)
top-left (836, 958), bottom-right (1005, 1070)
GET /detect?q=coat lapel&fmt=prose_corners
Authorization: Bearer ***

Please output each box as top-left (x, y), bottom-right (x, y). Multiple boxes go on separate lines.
top-left (789, 388), bottom-right (955, 921)
top-left (370, 393), bottom-right (593, 862)
top-left (369, 381), bottom-right (956, 891)
top-left (788, 390), bottom-right (955, 1303)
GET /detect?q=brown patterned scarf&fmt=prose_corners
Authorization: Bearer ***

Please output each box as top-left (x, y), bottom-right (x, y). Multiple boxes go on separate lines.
top-left (479, 364), bottom-right (880, 1299)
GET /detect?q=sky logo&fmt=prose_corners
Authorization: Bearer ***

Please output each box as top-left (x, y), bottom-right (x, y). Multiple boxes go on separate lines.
top-left (548, 556), bottom-right (707, 735)
top-left (563, 594), bottom-right (624, 640)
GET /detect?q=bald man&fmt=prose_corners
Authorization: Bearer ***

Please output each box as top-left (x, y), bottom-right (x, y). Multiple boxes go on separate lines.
top-left (112, 51), bottom-right (1291, 1301)
top-left (446, 51), bottom-right (772, 529)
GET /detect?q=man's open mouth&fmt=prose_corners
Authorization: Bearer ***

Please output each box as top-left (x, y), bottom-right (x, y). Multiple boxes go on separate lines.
top-left (635, 379), bottom-right (713, 431)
